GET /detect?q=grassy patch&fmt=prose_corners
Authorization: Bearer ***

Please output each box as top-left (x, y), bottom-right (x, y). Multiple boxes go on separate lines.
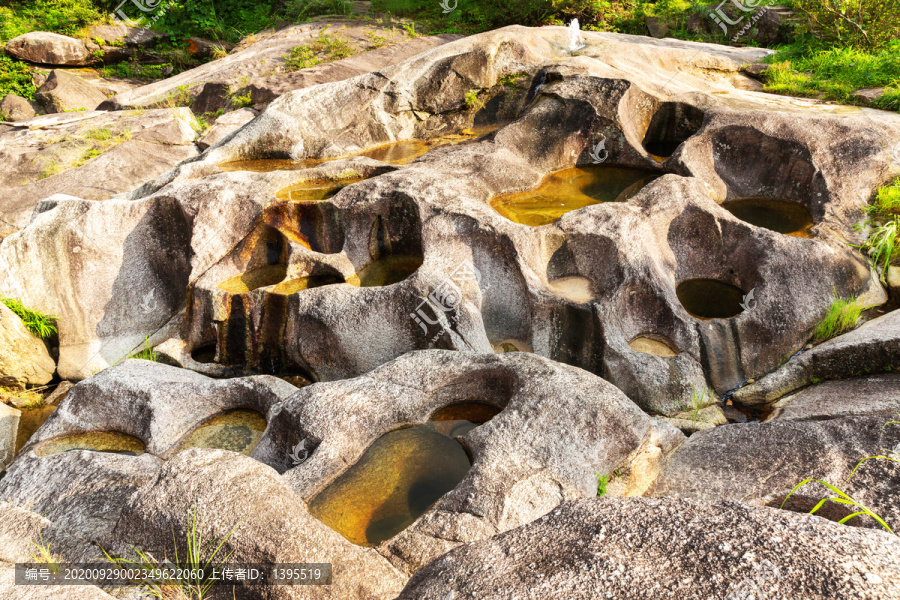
top-left (0, 296), bottom-right (57, 339)
top-left (596, 473), bottom-right (609, 496)
top-left (103, 503), bottom-right (238, 600)
top-left (762, 41), bottom-right (900, 111)
top-left (283, 27), bottom-right (358, 72)
top-left (128, 337), bottom-right (159, 362)
top-left (813, 294), bottom-right (862, 342)
top-left (0, 386), bottom-right (46, 409)
top-left (0, 0), bottom-right (102, 42)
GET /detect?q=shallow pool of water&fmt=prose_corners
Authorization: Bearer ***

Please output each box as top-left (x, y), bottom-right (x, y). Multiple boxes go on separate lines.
top-left (218, 265), bottom-right (288, 294)
top-left (171, 410), bottom-right (267, 456)
top-left (629, 335), bottom-right (678, 357)
top-left (275, 178), bottom-right (365, 202)
top-left (722, 197), bottom-right (813, 237)
top-left (36, 431), bottom-right (145, 457)
top-left (676, 278), bottom-right (746, 319)
top-left (271, 272), bottom-right (345, 295)
top-left (491, 166), bottom-right (660, 226)
top-left (346, 255), bottom-right (423, 287)
top-left (219, 128), bottom-right (500, 173)
top-left (307, 401), bottom-right (500, 546)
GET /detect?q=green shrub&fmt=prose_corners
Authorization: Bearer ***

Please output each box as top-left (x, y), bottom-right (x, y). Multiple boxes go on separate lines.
top-left (0, 296), bottom-right (57, 339)
top-left (794, 0), bottom-right (900, 50)
top-left (284, 45), bottom-right (319, 70)
top-left (149, 0), bottom-right (276, 43)
top-left (0, 0), bottom-right (102, 42)
top-left (0, 55), bottom-right (37, 101)
top-left (285, 0), bottom-right (353, 21)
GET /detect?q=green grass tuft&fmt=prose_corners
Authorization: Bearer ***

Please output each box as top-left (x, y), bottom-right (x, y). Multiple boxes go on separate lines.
top-left (675, 384), bottom-right (712, 426)
top-left (0, 296), bottom-right (57, 339)
top-left (813, 294), bottom-right (862, 343)
top-left (596, 473), bottom-right (609, 496)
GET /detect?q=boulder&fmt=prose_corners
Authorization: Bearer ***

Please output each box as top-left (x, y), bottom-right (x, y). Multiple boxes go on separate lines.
top-left (0, 403), bottom-right (19, 469)
top-left (0, 107), bottom-right (199, 240)
top-left (397, 497), bottom-right (900, 600)
top-left (0, 95), bottom-right (38, 122)
top-left (197, 107), bottom-right (257, 150)
top-left (251, 350), bottom-right (682, 572)
top-left (112, 449), bottom-right (407, 599)
top-left (647, 415), bottom-right (900, 530)
top-left (34, 69), bottom-right (109, 113)
top-left (765, 374), bottom-right (900, 422)
top-left (0, 301), bottom-right (55, 387)
top-left (4, 32), bottom-right (90, 66)
top-left (99, 23), bottom-right (459, 111)
top-left (733, 309), bottom-right (900, 406)
top-left (0, 502), bottom-right (114, 600)
top-left (852, 88), bottom-right (886, 104)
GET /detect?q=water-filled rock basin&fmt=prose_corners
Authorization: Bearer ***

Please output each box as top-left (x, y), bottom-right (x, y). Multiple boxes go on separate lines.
top-left (722, 198), bottom-right (813, 237)
top-left (36, 431), bottom-right (145, 457)
top-left (676, 278), bottom-right (746, 319)
top-left (308, 401), bottom-right (500, 546)
top-left (491, 166), bottom-right (660, 226)
top-left (171, 410), bottom-right (267, 456)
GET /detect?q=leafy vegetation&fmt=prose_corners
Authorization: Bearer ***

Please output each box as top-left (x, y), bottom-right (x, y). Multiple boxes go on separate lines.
top-left (0, 55), bottom-right (37, 102)
top-left (675, 384), bottom-right (712, 427)
top-left (0, 386), bottom-right (46, 409)
top-left (782, 418), bottom-right (899, 533)
top-left (762, 41), bottom-right (900, 110)
top-left (0, 296), bottom-right (57, 339)
top-left (104, 503), bottom-right (239, 600)
top-left (285, 0), bottom-right (354, 21)
top-left (0, 0), bottom-right (101, 42)
top-left (855, 178), bottom-right (900, 281)
top-left (596, 473), bottom-right (609, 496)
top-left (813, 293), bottom-right (862, 343)
top-left (792, 0), bottom-right (900, 51)
top-left (283, 27), bottom-right (357, 71)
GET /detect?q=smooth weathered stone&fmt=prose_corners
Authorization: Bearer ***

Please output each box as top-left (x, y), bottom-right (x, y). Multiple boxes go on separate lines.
top-left (34, 70), bottom-right (108, 113)
top-left (647, 415), bottom-right (900, 530)
top-left (112, 449), bottom-right (407, 599)
top-left (5, 32), bottom-right (90, 66)
top-left (397, 497), bottom-right (900, 600)
top-left (733, 309), bottom-right (900, 406)
top-left (852, 88), bottom-right (886, 104)
top-left (0, 95), bottom-right (38, 122)
top-left (99, 23), bottom-right (457, 111)
top-left (18, 359), bottom-right (298, 457)
top-left (765, 374), bottom-right (900, 422)
top-left (255, 350), bottom-right (683, 573)
top-left (197, 107), bottom-right (257, 149)
top-left (0, 403), bottom-right (20, 469)
top-left (0, 301), bottom-right (55, 387)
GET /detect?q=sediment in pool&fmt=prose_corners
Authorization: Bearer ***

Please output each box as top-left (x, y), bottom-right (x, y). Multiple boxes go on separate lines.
top-left (491, 166), bottom-right (660, 226)
top-left (307, 401), bottom-right (500, 546)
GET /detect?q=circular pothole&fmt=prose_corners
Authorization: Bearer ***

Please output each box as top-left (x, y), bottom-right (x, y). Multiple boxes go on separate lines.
top-left (36, 431), bottom-right (145, 457)
top-left (722, 197), bottom-right (813, 237)
top-left (676, 278), bottom-right (746, 319)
